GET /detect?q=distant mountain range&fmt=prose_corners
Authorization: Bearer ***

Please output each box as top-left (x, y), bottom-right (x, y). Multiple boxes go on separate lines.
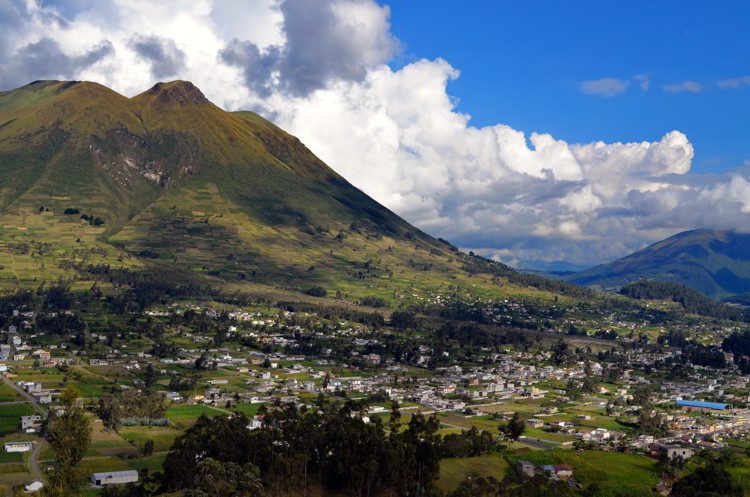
top-left (517, 259), bottom-right (590, 274)
top-left (562, 229), bottom-right (750, 300)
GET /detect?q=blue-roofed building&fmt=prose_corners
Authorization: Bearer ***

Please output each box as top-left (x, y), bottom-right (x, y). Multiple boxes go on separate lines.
top-left (676, 399), bottom-right (729, 411)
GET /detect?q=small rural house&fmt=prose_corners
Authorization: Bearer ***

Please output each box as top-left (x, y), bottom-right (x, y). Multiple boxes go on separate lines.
top-left (21, 415), bottom-right (43, 431)
top-left (24, 480), bottom-right (43, 492)
top-left (660, 445), bottom-right (694, 460)
top-left (517, 460), bottom-right (535, 477)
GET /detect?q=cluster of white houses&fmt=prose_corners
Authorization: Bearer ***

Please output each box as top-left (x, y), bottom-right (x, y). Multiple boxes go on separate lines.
top-left (0, 302), bottom-right (745, 493)
top-left (17, 381), bottom-right (56, 404)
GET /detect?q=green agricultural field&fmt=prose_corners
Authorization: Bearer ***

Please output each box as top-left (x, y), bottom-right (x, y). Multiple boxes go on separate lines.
top-left (435, 453), bottom-right (509, 493)
top-left (0, 385), bottom-right (19, 403)
top-left (727, 458), bottom-right (750, 495)
top-left (85, 419), bottom-right (133, 457)
top-left (437, 413), bottom-right (503, 433)
top-left (128, 453), bottom-right (168, 473)
top-left (0, 405), bottom-right (34, 417)
top-left (0, 404), bottom-right (34, 436)
top-left (232, 402), bottom-right (265, 417)
top-left (523, 427), bottom-right (576, 443)
top-left (477, 402), bottom-right (543, 414)
top-left (0, 453), bottom-right (21, 465)
top-left (577, 415), bottom-right (633, 432)
top-left (0, 463), bottom-right (26, 475)
top-left (119, 426), bottom-right (183, 452)
top-left (165, 404), bottom-right (230, 427)
top-left (507, 449), bottom-right (660, 496)
top-left (79, 455), bottom-right (133, 475)
top-left (10, 370), bottom-right (66, 383)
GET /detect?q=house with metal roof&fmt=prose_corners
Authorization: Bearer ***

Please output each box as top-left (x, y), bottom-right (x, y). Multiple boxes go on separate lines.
top-left (90, 470), bottom-right (139, 486)
top-left (4, 442), bottom-right (33, 453)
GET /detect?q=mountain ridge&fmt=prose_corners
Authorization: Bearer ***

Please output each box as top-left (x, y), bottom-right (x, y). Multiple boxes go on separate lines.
top-left (563, 228), bottom-right (750, 299)
top-left (0, 79), bottom-right (580, 305)
top-left (0, 79), bottom-right (408, 231)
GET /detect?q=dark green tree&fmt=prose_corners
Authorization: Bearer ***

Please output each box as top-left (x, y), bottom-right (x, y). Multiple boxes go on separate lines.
top-left (45, 386), bottom-right (91, 497)
top-left (142, 439), bottom-right (154, 456)
top-left (501, 412), bottom-right (525, 440)
top-left (388, 400), bottom-right (401, 433)
top-left (552, 340), bottom-right (573, 365)
top-left (194, 352), bottom-right (216, 370)
top-left (671, 462), bottom-right (742, 497)
top-left (143, 364), bottom-right (159, 389)
top-left (183, 458), bottom-right (262, 497)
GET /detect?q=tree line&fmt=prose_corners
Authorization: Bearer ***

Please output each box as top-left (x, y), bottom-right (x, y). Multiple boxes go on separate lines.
top-left (461, 252), bottom-right (594, 298)
top-left (620, 280), bottom-right (746, 322)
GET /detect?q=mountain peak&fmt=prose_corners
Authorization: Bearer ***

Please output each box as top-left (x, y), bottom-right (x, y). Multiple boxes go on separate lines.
top-left (139, 80), bottom-right (208, 105)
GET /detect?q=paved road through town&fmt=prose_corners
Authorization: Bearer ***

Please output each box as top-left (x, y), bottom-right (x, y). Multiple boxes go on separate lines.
top-left (1, 374), bottom-right (48, 486)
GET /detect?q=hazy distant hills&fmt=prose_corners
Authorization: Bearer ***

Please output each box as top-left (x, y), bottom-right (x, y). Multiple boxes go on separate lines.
top-left (563, 229), bottom-right (750, 300)
top-left (518, 260), bottom-right (590, 274)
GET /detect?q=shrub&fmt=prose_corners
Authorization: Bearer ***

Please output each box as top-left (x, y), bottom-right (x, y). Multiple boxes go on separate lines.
top-left (360, 296), bottom-right (387, 308)
top-left (120, 418), bottom-right (171, 427)
top-left (391, 310), bottom-right (417, 329)
top-left (304, 286), bottom-right (328, 297)
top-left (138, 250), bottom-right (160, 259)
top-left (79, 213), bottom-right (105, 226)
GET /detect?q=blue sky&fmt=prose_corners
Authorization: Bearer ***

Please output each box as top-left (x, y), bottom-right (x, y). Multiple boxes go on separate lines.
top-left (386, 1), bottom-right (750, 173)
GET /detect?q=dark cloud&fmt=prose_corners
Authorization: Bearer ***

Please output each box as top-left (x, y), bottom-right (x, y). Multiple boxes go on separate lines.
top-left (220, 40), bottom-right (281, 97)
top-left (221, 0), bottom-right (397, 96)
top-left (278, 0), bottom-right (392, 94)
top-left (1, 37), bottom-right (113, 89)
top-left (129, 35), bottom-right (187, 79)
top-left (76, 39), bottom-right (113, 66)
top-left (0, 0), bottom-right (107, 90)
top-left (503, 175), bottom-right (588, 206)
top-left (0, 0), bottom-right (36, 65)
top-left (0, 0), bottom-right (69, 67)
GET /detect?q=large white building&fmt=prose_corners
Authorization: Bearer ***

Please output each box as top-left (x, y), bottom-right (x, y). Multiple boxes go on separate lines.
top-left (91, 470), bottom-right (139, 486)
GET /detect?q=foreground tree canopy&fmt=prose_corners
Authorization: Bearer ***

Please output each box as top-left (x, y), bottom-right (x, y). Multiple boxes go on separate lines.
top-left (162, 402), bottom-right (442, 497)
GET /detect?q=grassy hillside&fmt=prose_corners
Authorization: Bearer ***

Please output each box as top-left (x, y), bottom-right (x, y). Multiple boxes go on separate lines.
top-left (0, 79), bottom-right (583, 305)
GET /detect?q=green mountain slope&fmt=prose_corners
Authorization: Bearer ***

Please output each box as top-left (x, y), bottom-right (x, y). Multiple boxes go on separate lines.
top-left (0, 79), bottom-right (571, 304)
top-left (564, 229), bottom-right (750, 299)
